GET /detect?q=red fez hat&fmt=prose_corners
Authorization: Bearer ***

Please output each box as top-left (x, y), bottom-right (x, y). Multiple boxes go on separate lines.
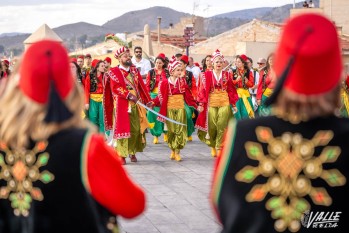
top-left (180, 55), bottom-right (189, 65)
top-left (266, 14), bottom-right (342, 105)
top-left (91, 59), bottom-right (100, 69)
top-left (85, 53), bottom-right (92, 58)
top-left (104, 57), bottom-right (111, 63)
top-left (157, 53), bottom-right (166, 60)
top-left (278, 14), bottom-right (341, 95)
top-left (78, 55), bottom-right (84, 59)
top-left (114, 47), bottom-right (130, 58)
top-left (3, 60), bottom-right (10, 66)
top-left (71, 57), bottom-right (77, 63)
top-left (239, 54), bottom-right (248, 62)
top-left (20, 40), bottom-right (74, 104)
top-left (19, 40), bottom-right (74, 122)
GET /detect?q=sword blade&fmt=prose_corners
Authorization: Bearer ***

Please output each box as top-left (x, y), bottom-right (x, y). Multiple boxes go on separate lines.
top-left (136, 101), bottom-right (187, 126)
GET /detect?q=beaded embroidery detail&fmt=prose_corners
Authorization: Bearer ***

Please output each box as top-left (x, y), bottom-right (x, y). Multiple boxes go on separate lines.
top-left (236, 127), bottom-right (346, 232)
top-left (0, 141), bottom-right (54, 216)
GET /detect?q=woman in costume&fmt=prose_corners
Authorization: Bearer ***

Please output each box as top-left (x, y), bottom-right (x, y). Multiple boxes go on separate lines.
top-left (84, 60), bottom-right (105, 132)
top-left (256, 53), bottom-right (276, 116)
top-left (0, 40), bottom-right (145, 233)
top-left (340, 74), bottom-right (349, 117)
top-left (196, 49), bottom-right (238, 157)
top-left (152, 56), bottom-right (197, 161)
top-left (145, 53), bottom-right (169, 144)
top-left (232, 54), bottom-right (255, 120)
top-left (179, 55), bottom-right (197, 142)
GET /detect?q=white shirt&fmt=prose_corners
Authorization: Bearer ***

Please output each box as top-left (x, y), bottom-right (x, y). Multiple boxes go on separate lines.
top-left (131, 57), bottom-right (151, 76)
top-left (249, 69), bottom-right (260, 95)
top-left (186, 65), bottom-right (201, 82)
top-left (119, 64), bottom-right (130, 73)
top-left (212, 70), bottom-right (222, 82)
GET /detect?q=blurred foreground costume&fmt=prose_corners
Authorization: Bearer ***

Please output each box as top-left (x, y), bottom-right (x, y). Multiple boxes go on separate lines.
top-left (0, 40), bottom-right (145, 233)
top-left (211, 14), bottom-right (349, 233)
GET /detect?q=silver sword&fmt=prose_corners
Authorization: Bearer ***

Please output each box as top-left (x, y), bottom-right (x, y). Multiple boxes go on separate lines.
top-left (136, 101), bottom-right (187, 126)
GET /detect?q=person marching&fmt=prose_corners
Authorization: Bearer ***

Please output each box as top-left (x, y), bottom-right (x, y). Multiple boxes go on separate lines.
top-left (232, 54), bottom-right (255, 120)
top-left (196, 49), bottom-right (238, 157)
top-left (179, 55), bottom-right (197, 142)
top-left (340, 73), bottom-right (349, 117)
top-left (0, 40), bottom-right (145, 232)
top-left (103, 47), bottom-right (153, 165)
top-left (256, 53), bottom-right (276, 116)
top-left (211, 13), bottom-right (349, 233)
top-left (152, 56), bottom-right (197, 161)
top-left (84, 59), bottom-right (105, 132)
top-left (145, 53), bottom-right (169, 144)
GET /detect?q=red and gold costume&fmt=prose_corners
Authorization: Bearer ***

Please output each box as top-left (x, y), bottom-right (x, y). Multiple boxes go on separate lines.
top-left (256, 68), bottom-right (276, 116)
top-left (103, 65), bottom-right (152, 157)
top-left (146, 68), bottom-right (169, 138)
top-left (84, 72), bottom-right (105, 132)
top-left (341, 75), bottom-right (349, 117)
top-left (232, 67), bottom-right (255, 119)
top-left (196, 69), bottom-right (238, 153)
top-left (256, 69), bottom-right (276, 101)
top-left (196, 70), bottom-right (238, 131)
top-left (152, 77), bottom-right (197, 160)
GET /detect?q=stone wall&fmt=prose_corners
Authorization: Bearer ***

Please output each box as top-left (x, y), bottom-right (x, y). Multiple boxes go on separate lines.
top-left (321, 0), bottom-right (349, 35)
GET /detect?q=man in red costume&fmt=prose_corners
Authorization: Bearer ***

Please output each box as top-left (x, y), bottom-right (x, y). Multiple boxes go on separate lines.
top-left (104, 47), bottom-right (153, 165)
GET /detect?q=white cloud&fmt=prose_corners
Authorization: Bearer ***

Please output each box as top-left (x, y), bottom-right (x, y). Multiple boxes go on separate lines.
top-left (0, 0), bottom-right (303, 33)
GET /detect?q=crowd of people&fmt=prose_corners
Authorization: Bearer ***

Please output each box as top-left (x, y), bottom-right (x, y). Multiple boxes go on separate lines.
top-left (1, 12), bottom-right (349, 233)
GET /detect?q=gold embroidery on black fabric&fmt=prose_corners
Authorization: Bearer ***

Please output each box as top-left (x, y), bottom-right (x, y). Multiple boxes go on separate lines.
top-left (0, 141), bottom-right (54, 216)
top-left (235, 127), bottom-right (346, 232)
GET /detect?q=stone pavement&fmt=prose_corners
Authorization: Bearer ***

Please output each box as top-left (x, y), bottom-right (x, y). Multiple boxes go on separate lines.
top-left (118, 132), bottom-right (223, 233)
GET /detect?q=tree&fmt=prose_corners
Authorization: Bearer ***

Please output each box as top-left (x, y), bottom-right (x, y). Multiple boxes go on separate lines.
top-left (78, 34), bottom-right (88, 49)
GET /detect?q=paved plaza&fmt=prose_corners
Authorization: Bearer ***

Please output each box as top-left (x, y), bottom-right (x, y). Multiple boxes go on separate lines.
top-left (118, 132), bottom-right (223, 233)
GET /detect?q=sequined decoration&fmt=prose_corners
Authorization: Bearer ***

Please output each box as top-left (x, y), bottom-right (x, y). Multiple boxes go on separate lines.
top-left (235, 127), bottom-right (346, 232)
top-left (0, 141), bottom-right (54, 217)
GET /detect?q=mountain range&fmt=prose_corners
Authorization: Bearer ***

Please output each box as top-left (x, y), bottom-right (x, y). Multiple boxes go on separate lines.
top-left (0, 0), bottom-right (319, 55)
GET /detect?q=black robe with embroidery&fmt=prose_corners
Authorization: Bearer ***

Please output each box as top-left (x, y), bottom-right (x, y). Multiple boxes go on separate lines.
top-left (212, 115), bottom-right (349, 233)
top-left (0, 129), bottom-right (116, 233)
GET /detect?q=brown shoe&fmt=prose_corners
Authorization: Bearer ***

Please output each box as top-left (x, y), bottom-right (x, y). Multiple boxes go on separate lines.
top-left (129, 154), bottom-right (137, 162)
top-left (121, 157), bottom-right (126, 165)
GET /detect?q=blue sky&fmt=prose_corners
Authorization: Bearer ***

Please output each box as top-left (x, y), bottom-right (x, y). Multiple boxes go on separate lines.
top-left (0, 0), bottom-right (302, 33)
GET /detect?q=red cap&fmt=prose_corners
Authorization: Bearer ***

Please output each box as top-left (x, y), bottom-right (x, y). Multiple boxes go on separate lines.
top-left (85, 53), bottom-right (92, 58)
top-left (91, 59), bottom-right (100, 69)
top-left (78, 55), bottom-right (84, 59)
top-left (239, 54), bottom-right (248, 62)
top-left (104, 57), bottom-right (111, 63)
top-left (19, 40), bottom-right (74, 104)
top-left (3, 60), bottom-right (9, 66)
top-left (180, 55), bottom-right (189, 64)
top-left (71, 57), bottom-right (77, 63)
top-left (157, 53), bottom-right (166, 60)
top-left (274, 13), bottom-right (342, 95)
